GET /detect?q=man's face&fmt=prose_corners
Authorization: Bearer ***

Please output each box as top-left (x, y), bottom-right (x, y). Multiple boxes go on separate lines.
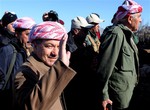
top-left (130, 12), bottom-right (142, 32)
top-left (34, 39), bottom-right (60, 67)
top-left (92, 23), bottom-right (100, 33)
top-left (6, 21), bottom-right (15, 33)
top-left (17, 29), bottom-right (30, 43)
top-left (19, 29), bottom-right (31, 48)
top-left (73, 28), bottom-right (81, 35)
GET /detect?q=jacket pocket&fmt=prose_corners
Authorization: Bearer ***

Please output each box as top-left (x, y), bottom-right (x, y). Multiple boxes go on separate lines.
top-left (109, 74), bottom-right (128, 92)
top-left (121, 46), bottom-right (134, 71)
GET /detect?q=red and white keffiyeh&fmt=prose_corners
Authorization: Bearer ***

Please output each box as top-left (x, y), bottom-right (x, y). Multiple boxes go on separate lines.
top-left (13, 17), bottom-right (36, 29)
top-left (29, 21), bottom-right (67, 42)
top-left (115, 0), bottom-right (143, 22)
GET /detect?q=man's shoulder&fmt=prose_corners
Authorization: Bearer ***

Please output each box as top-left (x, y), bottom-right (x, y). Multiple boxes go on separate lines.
top-left (102, 25), bottom-right (126, 39)
top-left (0, 35), bottom-right (11, 47)
top-left (100, 24), bottom-right (125, 42)
top-left (0, 43), bottom-right (17, 58)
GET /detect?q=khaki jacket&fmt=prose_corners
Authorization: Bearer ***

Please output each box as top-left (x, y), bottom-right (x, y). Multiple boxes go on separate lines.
top-left (15, 53), bottom-right (76, 110)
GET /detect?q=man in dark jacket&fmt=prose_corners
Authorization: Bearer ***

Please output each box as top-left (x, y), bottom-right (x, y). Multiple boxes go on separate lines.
top-left (0, 11), bottom-right (17, 47)
top-left (0, 16), bottom-right (36, 109)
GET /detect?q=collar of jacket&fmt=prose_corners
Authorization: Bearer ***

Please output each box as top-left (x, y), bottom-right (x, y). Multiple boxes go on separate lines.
top-left (110, 24), bottom-right (135, 43)
top-left (26, 52), bottom-right (50, 76)
top-left (117, 24), bottom-right (139, 43)
top-left (117, 24), bottom-right (136, 36)
top-left (0, 28), bottom-right (15, 39)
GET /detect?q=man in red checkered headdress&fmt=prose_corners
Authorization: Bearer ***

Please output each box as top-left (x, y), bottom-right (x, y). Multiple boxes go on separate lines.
top-left (96, 0), bottom-right (143, 110)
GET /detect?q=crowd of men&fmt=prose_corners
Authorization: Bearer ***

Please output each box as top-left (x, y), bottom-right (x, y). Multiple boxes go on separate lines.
top-left (0, 0), bottom-right (150, 110)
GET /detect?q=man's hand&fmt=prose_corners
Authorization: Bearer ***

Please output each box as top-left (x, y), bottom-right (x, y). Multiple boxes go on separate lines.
top-left (102, 99), bottom-right (113, 110)
top-left (59, 34), bottom-right (71, 66)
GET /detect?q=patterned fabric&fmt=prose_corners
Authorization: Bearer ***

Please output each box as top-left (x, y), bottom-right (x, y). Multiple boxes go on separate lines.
top-left (29, 21), bottom-right (67, 42)
top-left (115, 0), bottom-right (143, 22)
top-left (13, 17), bottom-right (36, 29)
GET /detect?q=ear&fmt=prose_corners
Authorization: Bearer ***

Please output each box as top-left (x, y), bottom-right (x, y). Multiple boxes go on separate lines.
top-left (73, 28), bottom-right (79, 34)
top-left (127, 15), bottom-right (133, 24)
